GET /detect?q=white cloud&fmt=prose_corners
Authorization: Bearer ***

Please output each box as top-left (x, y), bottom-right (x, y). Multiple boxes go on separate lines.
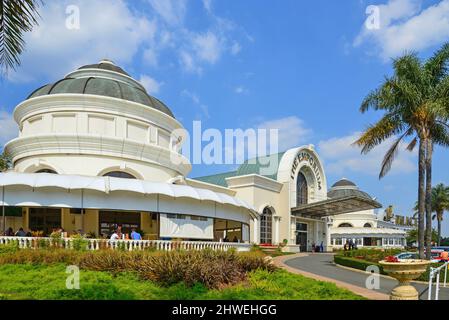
top-left (256, 116), bottom-right (312, 152)
top-left (231, 42), bottom-right (241, 55)
top-left (9, 0), bottom-right (157, 82)
top-left (148, 0), bottom-right (187, 26)
top-left (0, 110), bottom-right (18, 147)
top-left (7, 0), bottom-right (248, 82)
top-left (202, 0), bottom-right (213, 13)
top-left (192, 31), bottom-right (222, 64)
top-left (355, 0), bottom-right (449, 60)
top-left (181, 90), bottom-right (209, 118)
top-left (234, 86), bottom-right (248, 94)
top-left (139, 75), bottom-right (163, 94)
top-left (318, 132), bottom-right (416, 176)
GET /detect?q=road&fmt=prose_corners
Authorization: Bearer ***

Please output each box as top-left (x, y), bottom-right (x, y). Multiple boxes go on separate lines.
top-left (285, 254), bottom-right (449, 300)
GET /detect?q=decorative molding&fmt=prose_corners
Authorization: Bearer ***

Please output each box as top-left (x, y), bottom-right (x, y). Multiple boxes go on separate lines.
top-left (226, 174), bottom-right (284, 193)
top-left (5, 134), bottom-right (191, 176)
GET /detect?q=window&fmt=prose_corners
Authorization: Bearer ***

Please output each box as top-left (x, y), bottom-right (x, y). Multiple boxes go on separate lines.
top-left (99, 211), bottom-right (140, 237)
top-left (356, 238), bottom-right (363, 245)
top-left (191, 216), bottom-right (208, 221)
top-left (296, 172), bottom-right (308, 205)
top-left (260, 207), bottom-right (273, 244)
top-left (334, 238), bottom-right (343, 245)
top-left (103, 171), bottom-right (136, 179)
top-left (363, 223), bottom-right (373, 228)
top-left (338, 223), bottom-right (353, 228)
top-left (35, 169), bottom-right (57, 174)
top-left (29, 208), bottom-right (61, 236)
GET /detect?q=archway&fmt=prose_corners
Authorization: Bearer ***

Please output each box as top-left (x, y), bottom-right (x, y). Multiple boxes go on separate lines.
top-left (338, 223), bottom-right (353, 228)
top-left (260, 207), bottom-right (273, 244)
top-left (296, 171), bottom-right (308, 205)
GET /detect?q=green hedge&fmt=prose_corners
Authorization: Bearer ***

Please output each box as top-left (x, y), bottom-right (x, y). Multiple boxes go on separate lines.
top-left (333, 255), bottom-right (439, 282)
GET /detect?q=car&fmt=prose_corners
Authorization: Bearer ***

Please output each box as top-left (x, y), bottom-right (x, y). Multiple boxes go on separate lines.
top-left (395, 252), bottom-right (420, 260)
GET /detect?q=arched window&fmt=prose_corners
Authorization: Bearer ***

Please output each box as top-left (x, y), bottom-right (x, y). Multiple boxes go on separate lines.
top-left (296, 172), bottom-right (308, 205)
top-left (338, 223), bottom-right (353, 228)
top-left (260, 207), bottom-right (273, 244)
top-left (103, 171), bottom-right (136, 179)
top-left (364, 223), bottom-right (373, 228)
top-left (35, 169), bottom-right (57, 174)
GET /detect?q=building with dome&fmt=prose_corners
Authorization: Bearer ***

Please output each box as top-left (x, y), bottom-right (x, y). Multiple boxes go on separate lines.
top-left (0, 60), bottom-right (405, 251)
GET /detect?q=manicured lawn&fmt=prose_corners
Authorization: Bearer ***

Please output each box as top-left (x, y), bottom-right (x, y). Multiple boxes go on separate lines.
top-left (0, 264), bottom-right (363, 300)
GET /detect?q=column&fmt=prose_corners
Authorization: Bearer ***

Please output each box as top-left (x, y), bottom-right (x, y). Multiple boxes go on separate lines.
top-left (323, 216), bottom-right (333, 252)
top-left (252, 217), bottom-right (259, 244)
top-left (274, 216), bottom-right (281, 245)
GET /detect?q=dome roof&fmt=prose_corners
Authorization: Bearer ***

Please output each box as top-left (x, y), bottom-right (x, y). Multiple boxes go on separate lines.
top-left (328, 178), bottom-right (373, 201)
top-left (331, 178), bottom-right (357, 188)
top-left (78, 60), bottom-right (130, 76)
top-left (25, 61), bottom-right (174, 118)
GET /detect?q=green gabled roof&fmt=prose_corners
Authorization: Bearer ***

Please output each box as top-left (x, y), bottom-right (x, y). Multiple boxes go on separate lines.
top-left (194, 152), bottom-right (285, 187)
top-left (194, 171), bottom-right (238, 187)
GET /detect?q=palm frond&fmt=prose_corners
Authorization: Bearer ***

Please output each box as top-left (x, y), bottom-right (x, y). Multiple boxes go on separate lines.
top-left (406, 137), bottom-right (417, 151)
top-left (353, 114), bottom-right (405, 154)
top-left (0, 0), bottom-right (42, 73)
top-left (379, 129), bottom-right (412, 179)
top-left (424, 42), bottom-right (449, 83)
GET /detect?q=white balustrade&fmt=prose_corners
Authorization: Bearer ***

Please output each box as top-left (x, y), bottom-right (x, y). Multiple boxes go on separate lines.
top-left (0, 236), bottom-right (251, 252)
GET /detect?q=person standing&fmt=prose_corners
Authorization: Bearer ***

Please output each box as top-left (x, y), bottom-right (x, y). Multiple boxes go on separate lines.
top-left (130, 228), bottom-right (142, 240)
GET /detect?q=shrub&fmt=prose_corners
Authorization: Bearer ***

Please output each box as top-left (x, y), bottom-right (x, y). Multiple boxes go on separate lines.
top-left (0, 242), bottom-right (19, 254)
top-left (334, 255), bottom-right (386, 275)
top-left (0, 249), bottom-right (81, 265)
top-left (70, 234), bottom-right (89, 251)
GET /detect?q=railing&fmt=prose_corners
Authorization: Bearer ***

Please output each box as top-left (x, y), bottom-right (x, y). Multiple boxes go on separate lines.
top-left (428, 261), bottom-right (448, 300)
top-left (0, 236), bottom-right (251, 252)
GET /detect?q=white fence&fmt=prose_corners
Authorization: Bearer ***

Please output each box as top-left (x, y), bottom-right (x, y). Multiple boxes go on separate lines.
top-left (428, 261), bottom-right (448, 300)
top-left (0, 236), bottom-right (251, 252)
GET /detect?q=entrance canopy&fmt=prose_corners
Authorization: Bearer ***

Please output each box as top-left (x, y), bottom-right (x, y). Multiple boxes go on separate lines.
top-left (291, 195), bottom-right (382, 218)
top-left (0, 172), bottom-right (257, 218)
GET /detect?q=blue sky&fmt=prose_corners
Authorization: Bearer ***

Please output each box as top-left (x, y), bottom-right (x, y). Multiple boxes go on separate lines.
top-left (1, 0), bottom-right (449, 235)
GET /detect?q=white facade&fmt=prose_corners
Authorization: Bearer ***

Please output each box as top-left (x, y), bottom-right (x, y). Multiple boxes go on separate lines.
top-left (0, 60), bottom-right (405, 250)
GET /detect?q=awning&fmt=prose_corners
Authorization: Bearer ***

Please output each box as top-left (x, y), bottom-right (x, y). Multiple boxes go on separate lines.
top-left (0, 172), bottom-right (257, 215)
top-left (291, 195), bottom-right (382, 218)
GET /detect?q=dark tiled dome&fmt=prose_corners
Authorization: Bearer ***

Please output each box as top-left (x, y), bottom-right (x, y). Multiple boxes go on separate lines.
top-left (78, 60), bottom-right (130, 76)
top-left (331, 178), bottom-right (357, 188)
top-left (328, 178), bottom-right (373, 200)
top-left (25, 61), bottom-right (174, 118)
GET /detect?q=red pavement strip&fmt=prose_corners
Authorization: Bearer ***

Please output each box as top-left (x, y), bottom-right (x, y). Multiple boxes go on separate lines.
top-left (273, 253), bottom-right (390, 300)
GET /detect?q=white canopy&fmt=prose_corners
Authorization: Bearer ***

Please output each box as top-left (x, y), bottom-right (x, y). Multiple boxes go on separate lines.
top-left (0, 172), bottom-right (257, 214)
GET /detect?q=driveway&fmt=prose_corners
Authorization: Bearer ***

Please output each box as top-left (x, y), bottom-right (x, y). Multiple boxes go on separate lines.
top-left (285, 253), bottom-right (449, 300)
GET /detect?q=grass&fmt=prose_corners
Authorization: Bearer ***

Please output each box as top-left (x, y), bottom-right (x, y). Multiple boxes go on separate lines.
top-left (0, 263), bottom-right (363, 300)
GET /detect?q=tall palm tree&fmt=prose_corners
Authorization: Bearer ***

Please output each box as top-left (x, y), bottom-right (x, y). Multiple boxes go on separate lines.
top-left (0, 0), bottom-right (42, 74)
top-left (430, 183), bottom-right (449, 246)
top-left (354, 43), bottom-right (449, 259)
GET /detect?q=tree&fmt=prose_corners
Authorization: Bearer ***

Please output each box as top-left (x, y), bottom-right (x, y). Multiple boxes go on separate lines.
top-left (354, 43), bottom-right (449, 259)
top-left (0, 0), bottom-right (42, 74)
top-left (430, 183), bottom-right (449, 246)
top-left (0, 150), bottom-right (11, 171)
top-left (406, 228), bottom-right (438, 247)
top-left (384, 205), bottom-right (394, 222)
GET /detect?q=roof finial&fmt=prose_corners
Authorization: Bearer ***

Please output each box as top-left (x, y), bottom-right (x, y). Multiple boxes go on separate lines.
top-left (99, 58), bottom-right (115, 65)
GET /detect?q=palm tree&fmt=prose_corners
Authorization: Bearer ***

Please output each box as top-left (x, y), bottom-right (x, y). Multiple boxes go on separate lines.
top-left (354, 43), bottom-right (449, 259)
top-left (430, 183), bottom-right (449, 246)
top-left (0, 0), bottom-right (42, 74)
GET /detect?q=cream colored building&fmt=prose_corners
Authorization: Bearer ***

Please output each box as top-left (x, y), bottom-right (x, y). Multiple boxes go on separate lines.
top-left (0, 60), bottom-right (405, 251)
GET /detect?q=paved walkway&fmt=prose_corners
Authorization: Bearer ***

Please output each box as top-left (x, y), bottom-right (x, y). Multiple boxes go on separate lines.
top-left (275, 253), bottom-right (449, 300)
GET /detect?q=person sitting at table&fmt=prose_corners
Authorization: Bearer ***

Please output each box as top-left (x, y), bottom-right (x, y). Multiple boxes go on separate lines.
top-left (110, 231), bottom-right (119, 240)
top-left (130, 228), bottom-right (142, 240)
top-left (15, 227), bottom-right (27, 237)
top-left (4, 227), bottom-right (14, 236)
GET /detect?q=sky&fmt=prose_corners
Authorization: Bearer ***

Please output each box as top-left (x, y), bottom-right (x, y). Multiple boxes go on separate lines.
top-left (1, 0), bottom-right (449, 236)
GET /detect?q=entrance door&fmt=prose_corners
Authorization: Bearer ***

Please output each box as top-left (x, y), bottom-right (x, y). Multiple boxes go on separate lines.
top-left (29, 208), bottom-right (61, 236)
top-left (296, 223), bottom-right (308, 252)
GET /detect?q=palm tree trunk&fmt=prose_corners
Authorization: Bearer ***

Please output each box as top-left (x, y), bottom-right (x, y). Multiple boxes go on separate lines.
top-left (418, 139), bottom-right (426, 259)
top-left (425, 139), bottom-right (433, 259)
top-left (437, 214), bottom-right (442, 246)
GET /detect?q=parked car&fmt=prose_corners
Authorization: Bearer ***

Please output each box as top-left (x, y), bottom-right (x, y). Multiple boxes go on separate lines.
top-left (394, 252), bottom-right (442, 263)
